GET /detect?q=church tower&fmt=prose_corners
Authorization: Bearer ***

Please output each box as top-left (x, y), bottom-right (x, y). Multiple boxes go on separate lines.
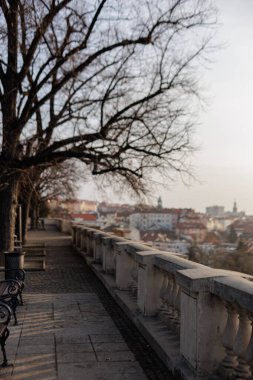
top-left (157, 196), bottom-right (163, 209)
top-left (233, 201), bottom-right (238, 214)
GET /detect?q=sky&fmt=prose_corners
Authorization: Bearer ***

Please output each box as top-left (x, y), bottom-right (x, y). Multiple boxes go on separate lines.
top-left (79, 1), bottom-right (253, 215)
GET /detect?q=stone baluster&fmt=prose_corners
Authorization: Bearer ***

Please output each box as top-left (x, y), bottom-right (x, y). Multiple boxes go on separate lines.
top-left (80, 229), bottom-right (84, 252)
top-left (94, 233), bottom-right (103, 263)
top-left (81, 229), bottom-right (86, 253)
top-left (220, 302), bottom-right (239, 376)
top-left (115, 243), bottom-right (133, 290)
top-left (77, 227), bottom-right (82, 248)
top-left (165, 277), bottom-right (180, 334)
top-left (234, 309), bottom-right (251, 379)
top-left (170, 277), bottom-right (179, 325)
top-left (87, 230), bottom-right (92, 256)
top-left (130, 260), bottom-right (138, 296)
top-left (113, 248), bottom-right (117, 272)
top-left (246, 313), bottom-right (253, 379)
top-left (102, 237), bottom-right (111, 273)
top-left (92, 232), bottom-right (96, 259)
top-left (82, 229), bottom-right (89, 253)
top-left (174, 283), bottom-right (181, 333)
top-left (159, 271), bottom-right (169, 320)
top-left (89, 231), bottom-right (95, 257)
top-left (72, 226), bottom-right (77, 245)
top-left (111, 241), bottom-right (119, 276)
top-left (110, 238), bottom-right (128, 276)
top-left (85, 229), bottom-right (90, 254)
top-left (111, 241), bottom-right (117, 275)
top-left (163, 274), bottom-right (174, 326)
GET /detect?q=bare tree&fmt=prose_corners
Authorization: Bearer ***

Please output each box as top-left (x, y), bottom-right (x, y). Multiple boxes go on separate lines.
top-left (36, 162), bottom-right (82, 202)
top-left (31, 161), bottom-right (83, 227)
top-left (0, 0), bottom-right (216, 251)
top-left (19, 160), bottom-right (83, 240)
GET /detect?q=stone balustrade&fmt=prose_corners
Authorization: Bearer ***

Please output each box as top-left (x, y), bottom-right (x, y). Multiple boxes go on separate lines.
top-left (55, 218), bottom-right (72, 233)
top-left (69, 223), bottom-right (253, 380)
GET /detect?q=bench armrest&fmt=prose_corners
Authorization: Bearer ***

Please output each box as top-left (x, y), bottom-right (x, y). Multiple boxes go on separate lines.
top-left (0, 301), bottom-right (12, 325)
top-left (0, 280), bottom-right (21, 298)
top-left (5, 269), bottom-right (25, 283)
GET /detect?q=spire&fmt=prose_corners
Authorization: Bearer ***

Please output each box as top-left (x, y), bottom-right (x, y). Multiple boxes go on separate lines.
top-left (233, 201), bottom-right (237, 213)
top-left (157, 196), bottom-right (163, 209)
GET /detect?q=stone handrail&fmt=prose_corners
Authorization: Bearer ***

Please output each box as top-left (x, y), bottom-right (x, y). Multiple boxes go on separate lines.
top-left (69, 223), bottom-right (253, 379)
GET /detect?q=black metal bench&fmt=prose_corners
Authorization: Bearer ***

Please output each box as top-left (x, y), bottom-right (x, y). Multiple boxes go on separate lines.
top-left (0, 301), bottom-right (12, 367)
top-left (5, 269), bottom-right (25, 306)
top-left (0, 280), bottom-right (21, 325)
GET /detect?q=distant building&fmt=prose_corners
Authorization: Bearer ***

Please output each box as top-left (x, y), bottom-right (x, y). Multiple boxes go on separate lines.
top-left (129, 210), bottom-right (174, 231)
top-left (206, 206), bottom-right (225, 217)
top-left (140, 230), bottom-right (175, 244)
top-left (228, 201), bottom-right (245, 218)
top-left (166, 241), bottom-right (190, 255)
top-left (97, 202), bottom-right (135, 214)
top-left (207, 216), bottom-right (237, 232)
top-left (176, 222), bottom-right (207, 243)
top-left (70, 213), bottom-right (97, 225)
top-left (206, 202), bottom-right (245, 219)
top-left (229, 218), bottom-right (253, 237)
top-left (50, 198), bottom-right (97, 214)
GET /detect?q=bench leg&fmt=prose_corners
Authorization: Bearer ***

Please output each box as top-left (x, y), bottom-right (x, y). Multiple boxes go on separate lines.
top-left (1, 328), bottom-right (9, 367)
top-left (19, 292), bottom-right (23, 306)
top-left (13, 310), bottom-right (18, 326)
top-left (8, 299), bottom-right (19, 325)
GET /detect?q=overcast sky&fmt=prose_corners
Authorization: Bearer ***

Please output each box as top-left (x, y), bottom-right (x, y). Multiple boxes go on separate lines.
top-left (80, 1), bottom-right (253, 214)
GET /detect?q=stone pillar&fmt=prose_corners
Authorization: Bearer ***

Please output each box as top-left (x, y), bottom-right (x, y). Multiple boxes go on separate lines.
top-left (102, 236), bottom-right (128, 274)
top-left (80, 228), bottom-right (85, 252)
top-left (72, 225), bottom-right (77, 246)
top-left (176, 268), bottom-right (227, 377)
top-left (115, 243), bottom-right (134, 290)
top-left (76, 226), bottom-right (82, 249)
top-left (115, 242), bottom-right (156, 291)
top-left (94, 232), bottom-right (108, 263)
top-left (102, 237), bottom-right (114, 273)
top-left (62, 220), bottom-right (71, 233)
top-left (136, 251), bottom-right (163, 316)
top-left (83, 228), bottom-right (91, 254)
top-left (87, 229), bottom-right (95, 257)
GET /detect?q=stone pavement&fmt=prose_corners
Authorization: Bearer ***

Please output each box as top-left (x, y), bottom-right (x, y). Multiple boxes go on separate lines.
top-left (0, 227), bottom-right (173, 380)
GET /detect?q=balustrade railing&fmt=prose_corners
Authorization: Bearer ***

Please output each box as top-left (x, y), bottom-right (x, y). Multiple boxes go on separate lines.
top-left (102, 236), bottom-right (126, 275)
top-left (211, 276), bottom-right (253, 379)
top-left (70, 223), bottom-right (253, 380)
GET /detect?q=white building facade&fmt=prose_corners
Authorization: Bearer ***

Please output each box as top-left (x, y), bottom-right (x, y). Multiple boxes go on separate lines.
top-left (129, 212), bottom-right (174, 231)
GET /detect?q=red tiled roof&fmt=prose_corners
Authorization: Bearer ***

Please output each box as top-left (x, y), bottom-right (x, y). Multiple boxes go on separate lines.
top-left (70, 213), bottom-right (97, 221)
top-left (140, 231), bottom-right (175, 242)
top-left (176, 222), bottom-right (206, 230)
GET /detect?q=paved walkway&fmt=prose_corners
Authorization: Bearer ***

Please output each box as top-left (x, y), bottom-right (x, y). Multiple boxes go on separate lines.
top-left (0, 227), bottom-right (173, 380)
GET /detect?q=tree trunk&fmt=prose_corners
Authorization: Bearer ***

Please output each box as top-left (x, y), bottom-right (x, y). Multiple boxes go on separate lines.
top-left (0, 177), bottom-right (20, 254)
top-left (30, 192), bottom-right (37, 230)
top-left (20, 190), bottom-right (32, 244)
top-left (30, 206), bottom-right (36, 230)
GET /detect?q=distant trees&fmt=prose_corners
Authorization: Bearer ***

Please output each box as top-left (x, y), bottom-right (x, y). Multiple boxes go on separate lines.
top-left (0, 0), bottom-right (217, 252)
top-left (20, 161), bottom-right (84, 241)
top-left (29, 161), bottom-right (83, 231)
top-left (228, 225), bottom-right (237, 243)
